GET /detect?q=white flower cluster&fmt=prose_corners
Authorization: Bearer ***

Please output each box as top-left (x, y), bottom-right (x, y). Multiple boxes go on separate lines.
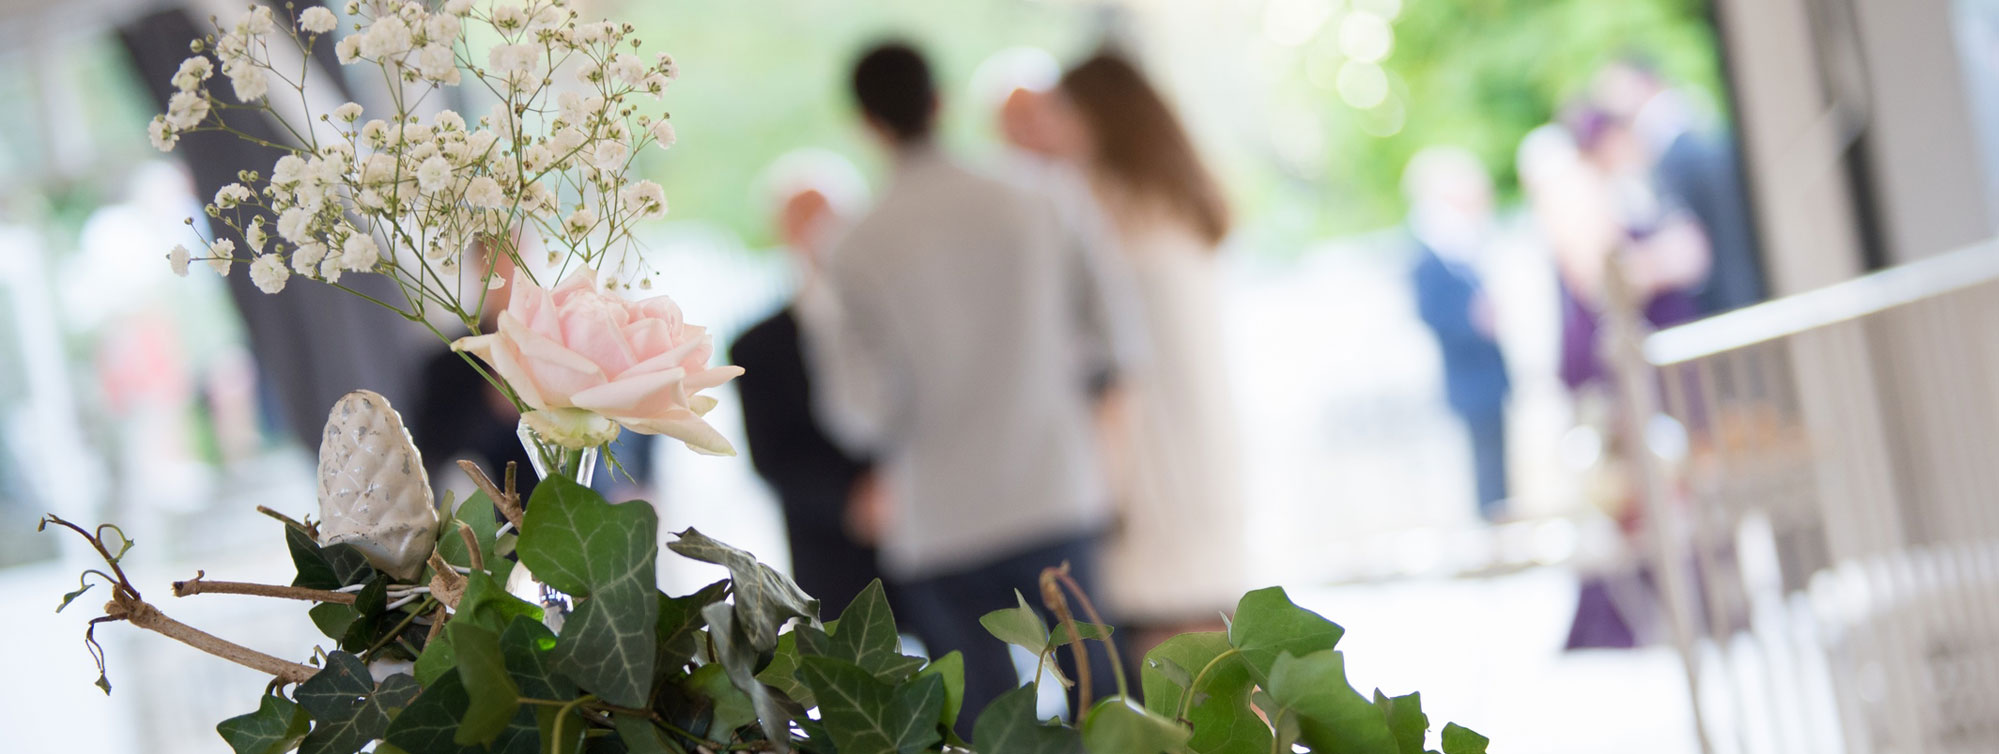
top-left (151, 0), bottom-right (682, 321)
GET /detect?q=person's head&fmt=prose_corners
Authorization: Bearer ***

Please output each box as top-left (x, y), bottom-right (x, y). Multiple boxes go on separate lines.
top-left (850, 42), bottom-right (938, 147)
top-left (970, 47), bottom-right (1064, 155)
top-left (1401, 146), bottom-right (1494, 221)
top-left (1591, 56), bottom-right (1668, 121)
top-left (757, 148), bottom-right (867, 262)
top-left (1057, 53), bottom-right (1230, 246)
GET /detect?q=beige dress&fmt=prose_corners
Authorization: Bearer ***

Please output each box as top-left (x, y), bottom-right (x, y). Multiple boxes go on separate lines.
top-left (1098, 202), bottom-right (1249, 624)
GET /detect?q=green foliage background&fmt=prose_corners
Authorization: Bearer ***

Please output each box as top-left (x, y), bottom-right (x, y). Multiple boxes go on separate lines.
top-left (615, 0), bottom-right (1727, 250)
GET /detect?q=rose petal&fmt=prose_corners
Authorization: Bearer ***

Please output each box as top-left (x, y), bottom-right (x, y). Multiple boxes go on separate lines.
top-left (620, 407), bottom-right (735, 456)
top-left (568, 366), bottom-right (689, 419)
top-left (684, 364), bottom-right (744, 393)
top-left (454, 332), bottom-right (547, 410)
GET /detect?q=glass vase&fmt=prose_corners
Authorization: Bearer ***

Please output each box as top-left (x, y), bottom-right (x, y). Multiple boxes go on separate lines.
top-left (504, 418), bottom-right (599, 631)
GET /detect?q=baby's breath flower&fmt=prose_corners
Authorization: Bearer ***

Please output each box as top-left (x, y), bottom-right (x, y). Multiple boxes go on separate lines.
top-left (425, 13), bottom-right (461, 43)
top-left (168, 244), bottom-right (190, 277)
top-left (564, 207), bottom-right (597, 238)
top-left (361, 119), bottom-right (390, 148)
top-left (417, 44), bottom-right (459, 84)
top-left (488, 43), bottom-right (540, 79)
top-left (341, 233), bottom-right (380, 271)
top-left (416, 155), bottom-right (452, 192)
top-left (491, 4), bottom-right (527, 31)
top-left (271, 155), bottom-right (305, 185)
top-left (208, 239), bottom-right (236, 275)
top-left (214, 183), bottom-right (253, 208)
top-left (245, 221), bottom-right (268, 253)
top-left (292, 241), bottom-right (328, 276)
top-left (241, 6), bottom-right (276, 36)
top-left (319, 254), bottom-right (345, 283)
top-left (171, 57), bottom-right (213, 92)
top-left (359, 15), bottom-right (414, 59)
top-left (466, 176), bottom-right (506, 208)
top-left (435, 109), bottom-right (465, 133)
top-left (299, 7), bottom-right (338, 35)
top-left (249, 253), bottom-right (289, 293)
top-left (165, 91), bottom-right (209, 130)
top-left (592, 140), bottom-right (628, 171)
top-left (621, 180), bottom-right (667, 219)
top-left (333, 101), bottom-right (363, 122)
top-left (335, 35), bottom-right (362, 64)
top-left (224, 61), bottom-right (268, 102)
top-left (148, 116), bottom-right (178, 152)
top-left (649, 119), bottom-right (675, 149)
top-left (609, 53), bottom-right (646, 87)
top-left (277, 207), bottom-right (313, 243)
top-left (444, 0), bottom-right (473, 16)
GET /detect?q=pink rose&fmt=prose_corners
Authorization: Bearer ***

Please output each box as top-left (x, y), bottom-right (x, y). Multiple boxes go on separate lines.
top-left (453, 267), bottom-right (744, 455)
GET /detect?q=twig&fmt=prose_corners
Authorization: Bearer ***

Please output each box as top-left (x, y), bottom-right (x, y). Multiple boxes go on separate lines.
top-left (254, 505), bottom-right (317, 539)
top-left (458, 459), bottom-right (525, 529)
top-left (173, 571), bottom-right (357, 604)
top-left (424, 604), bottom-right (449, 644)
top-left (104, 597), bottom-right (317, 684)
top-left (1039, 566), bottom-right (1094, 713)
top-left (457, 522), bottom-right (485, 572)
top-left (1047, 564), bottom-right (1130, 698)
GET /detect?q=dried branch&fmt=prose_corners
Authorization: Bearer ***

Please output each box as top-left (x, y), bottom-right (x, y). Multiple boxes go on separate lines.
top-left (456, 522), bottom-right (485, 572)
top-left (1039, 565), bottom-right (1094, 712)
top-left (103, 598), bottom-right (317, 684)
top-left (459, 459), bottom-right (525, 529)
top-left (255, 505), bottom-right (317, 539)
top-left (173, 571), bottom-right (357, 604)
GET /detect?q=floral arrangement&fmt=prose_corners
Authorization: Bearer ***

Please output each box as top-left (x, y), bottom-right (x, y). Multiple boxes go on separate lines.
top-left (47, 2), bottom-right (1494, 753)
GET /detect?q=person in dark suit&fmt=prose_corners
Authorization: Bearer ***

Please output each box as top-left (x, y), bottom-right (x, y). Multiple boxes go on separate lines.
top-left (1404, 148), bottom-right (1512, 522)
top-left (1596, 59), bottom-right (1765, 315)
top-left (731, 185), bottom-right (889, 619)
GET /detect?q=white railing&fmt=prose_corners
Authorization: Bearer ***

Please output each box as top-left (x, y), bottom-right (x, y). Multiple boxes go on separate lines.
top-left (1615, 241), bottom-right (1999, 754)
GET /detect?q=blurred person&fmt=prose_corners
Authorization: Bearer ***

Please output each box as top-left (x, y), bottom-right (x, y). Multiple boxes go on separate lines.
top-left (413, 246), bottom-right (542, 502)
top-left (1401, 147), bottom-right (1511, 522)
top-left (1595, 58), bottom-right (1763, 315)
top-left (1045, 53), bottom-right (1247, 659)
top-left (798, 41), bottom-right (1138, 726)
top-left (731, 155), bottom-right (893, 621)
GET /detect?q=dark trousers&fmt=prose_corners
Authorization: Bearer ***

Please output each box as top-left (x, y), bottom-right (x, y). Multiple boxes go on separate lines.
top-left (896, 534), bottom-right (1118, 735)
top-left (1462, 407), bottom-right (1508, 521)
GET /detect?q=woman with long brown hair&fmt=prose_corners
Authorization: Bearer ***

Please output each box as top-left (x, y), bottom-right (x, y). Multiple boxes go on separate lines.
top-left (1051, 52), bottom-right (1246, 652)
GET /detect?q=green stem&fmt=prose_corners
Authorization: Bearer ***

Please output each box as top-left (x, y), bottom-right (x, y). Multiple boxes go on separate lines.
top-left (1177, 648), bottom-right (1243, 722)
top-left (361, 597), bottom-right (434, 662)
top-left (549, 694), bottom-right (596, 754)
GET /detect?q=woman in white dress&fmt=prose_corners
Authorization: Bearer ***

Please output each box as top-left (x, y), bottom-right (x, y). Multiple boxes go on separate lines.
top-left (1049, 53), bottom-right (1247, 651)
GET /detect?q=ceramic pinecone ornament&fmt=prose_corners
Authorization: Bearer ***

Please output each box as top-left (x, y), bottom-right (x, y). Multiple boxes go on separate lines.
top-left (317, 389), bottom-right (437, 580)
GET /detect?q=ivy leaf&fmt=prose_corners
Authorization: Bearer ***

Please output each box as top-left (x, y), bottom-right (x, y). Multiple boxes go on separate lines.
top-left (815, 580), bottom-right (925, 683)
top-left (704, 601), bottom-right (794, 750)
top-left (1439, 723), bottom-right (1489, 754)
top-left (500, 614), bottom-right (574, 700)
top-left (455, 569), bottom-right (543, 633)
top-left (382, 670), bottom-right (538, 754)
top-left (217, 693), bottom-right (310, 754)
top-left (1374, 690), bottom-right (1429, 754)
top-left (658, 579), bottom-right (729, 672)
top-left (1046, 623), bottom-right (1114, 653)
top-left (758, 629), bottom-right (814, 709)
top-left (1140, 632), bottom-right (1267, 754)
top-left (688, 662), bottom-right (759, 734)
top-left (288, 526), bottom-right (374, 590)
top-left (337, 577), bottom-right (390, 653)
top-left (517, 476), bottom-right (659, 708)
top-left (613, 715), bottom-right (681, 754)
top-left (915, 651), bottom-right (966, 737)
top-left (437, 490), bottom-right (505, 571)
top-left (1082, 696), bottom-right (1191, 754)
top-left (797, 655), bottom-right (945, 754)
top-left (413, 627), bottom-right (457, 687)
top-left (310, 602), bottom-right (360, 643)
top-left (448, 621), bottom-right (521, 746)
top-left (972, 684), bottom-right (1083, 754)
top-left (668, 528), bottom-right (818, 652)
top-left (56, 582), bottom-right (93, 613)
top-left (979, 590), bottom-right (1050, 653)
top-left (1263, 650), bottom-right (1396, 754)
top-left (1227, 587), bottom-right (1344, 683)
top-left (295, 653), bottom-right (420, 754)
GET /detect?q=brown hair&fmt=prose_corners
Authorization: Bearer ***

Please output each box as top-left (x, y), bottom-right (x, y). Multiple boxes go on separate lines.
top-left (1059, 54), bottom-right (1230, 247)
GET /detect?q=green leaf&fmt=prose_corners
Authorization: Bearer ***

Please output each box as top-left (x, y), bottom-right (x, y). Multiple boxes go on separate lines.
top-left (816, 580), bottom-right (925, 683)
top-left (456, 569), bottom-right (544, 633)
top-left (667, 528), bottom-right (818, 651)
top-left (449, 621), bottom-right (522, 746)
top-left (288, 525), bottom-right (374, 590)
top-left (1082, 696), bottom-right (1191, 754)
top-left (295, 653), bottom-right (421, 754)
top-left (757, 629), bottom-right (814, 709)
top-left (704, 601), bottom-right (794, 746)
top-left (500, 615), bottom-right (574, 700)
top-left (217, 693), bottom-right (310, 754)
top-left (1227, 587), bottom-right (1344, 683)
top-left (414, 627), bottom-right (457, 687)
top-left (797, 655), bottom-right (945, 754)
top-left (688, 662), bottom-right (759, 734)
top-left (382, 671), bottom-right (481, 754)
top-left (980, 590), bottom-right (1051, 652)
top-left (437, 490), bottom-right (506, 571)
top-left (338, 577), bottom-right (391, 653)
top-left (56, 582), bottom-right (93, 613)
top-left (535, 704), bottom-right (586, 754)
top-left (517, 476), bottom-right (659, 707)
top-left (916, 651), bottom-right (966, 736)
top-left (972, 685), bottom-right (1084, 754)
top-left (310, 602), bottom-right (361, 643)
top-left (612, 715), bottom-right (680, 754)
top-left (1047, 622), bottom-right (1114, 652)
top-left (658, 579), bottom-right (728, 672)
top-left (1375, 690), bottom-right (1429, 754)
top-left (1140, 632), bottom-right (1267, 754)
top-left (1439, 723), bottom-right (1489, 754)
top-left (1264, 650), bottom-right (1396, 754)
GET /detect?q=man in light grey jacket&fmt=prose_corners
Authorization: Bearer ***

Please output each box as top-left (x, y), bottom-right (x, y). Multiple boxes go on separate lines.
top-left (797, 41), bottom-right (1140, 726)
